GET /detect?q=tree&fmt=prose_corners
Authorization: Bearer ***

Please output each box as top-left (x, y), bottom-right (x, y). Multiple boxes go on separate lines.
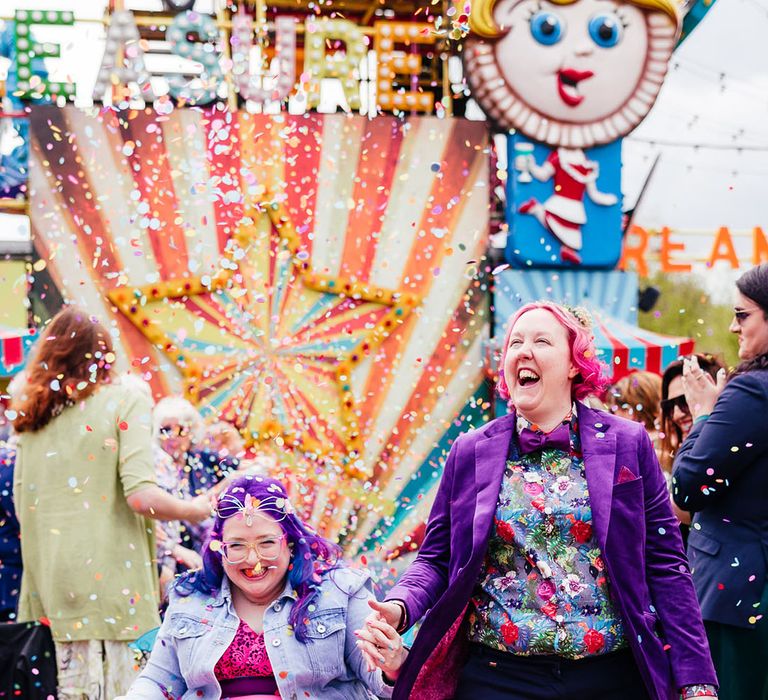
top-left (638, 272), bottom-right (739, 368)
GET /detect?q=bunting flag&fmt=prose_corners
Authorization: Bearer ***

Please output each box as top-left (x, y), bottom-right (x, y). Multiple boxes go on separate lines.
top-left (27, 105), bottom-right (491, 553)
top-left (0, 326), bottom-right (36, 377)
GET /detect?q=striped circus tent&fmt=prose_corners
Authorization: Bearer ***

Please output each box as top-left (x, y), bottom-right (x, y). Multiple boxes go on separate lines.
top-left (589, 314), bottom-right (695, 379)
top-left (492, 269), bottom-right (694, 381)
top-left (27, 105), bottom-right (491, 554)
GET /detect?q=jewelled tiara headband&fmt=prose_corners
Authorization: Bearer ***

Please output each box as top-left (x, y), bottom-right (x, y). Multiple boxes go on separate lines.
top-left (215, 489), bottom-right (294, 526)
top-left (564, 304), bottom-right (593, 329)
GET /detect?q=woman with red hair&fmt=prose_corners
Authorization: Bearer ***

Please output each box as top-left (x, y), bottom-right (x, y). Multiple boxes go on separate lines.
top-left (12, 307), bottom-right (212, 699)
top-left (363, 302), bottom-right (717, 699)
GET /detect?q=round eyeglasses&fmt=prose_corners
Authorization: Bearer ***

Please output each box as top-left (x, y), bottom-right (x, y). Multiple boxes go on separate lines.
top-left (220, 535), bottom-right (285, 564)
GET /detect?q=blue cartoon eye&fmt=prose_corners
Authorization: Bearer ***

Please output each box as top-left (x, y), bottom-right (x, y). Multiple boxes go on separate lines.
top-left (588, 13), bottom-right (623, 47)
top-left (529, 11), bottom-right (564, 45)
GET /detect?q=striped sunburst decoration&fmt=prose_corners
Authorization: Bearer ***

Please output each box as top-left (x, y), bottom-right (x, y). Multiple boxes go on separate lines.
top-left (28, 104), bottom-right (491, 552)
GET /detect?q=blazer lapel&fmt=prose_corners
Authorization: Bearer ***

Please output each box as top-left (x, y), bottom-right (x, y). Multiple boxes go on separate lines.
top-left (471, 414), bottom-right (515, 557)
top-left (578, 403), bottom-right (617, 553)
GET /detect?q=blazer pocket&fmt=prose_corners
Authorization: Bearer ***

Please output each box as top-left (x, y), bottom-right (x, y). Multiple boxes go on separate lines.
top-left (642, 610), bottom-right (663, 639)
top-left (688, 529), bottom-right (721, 556)
top-left (612, 476), bottom-right (643, 496)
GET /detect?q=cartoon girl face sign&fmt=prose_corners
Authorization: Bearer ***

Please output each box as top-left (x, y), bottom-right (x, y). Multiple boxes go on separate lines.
top-left (465, 0), bottom-right (680, 148)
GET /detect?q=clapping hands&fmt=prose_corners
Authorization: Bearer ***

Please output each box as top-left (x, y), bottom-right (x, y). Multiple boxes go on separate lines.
top-left (682, 355), bottom-right (727, 419)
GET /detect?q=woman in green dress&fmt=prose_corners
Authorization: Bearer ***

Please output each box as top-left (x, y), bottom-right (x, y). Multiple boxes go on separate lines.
top-left (12, 307), bottom-right (212, 699)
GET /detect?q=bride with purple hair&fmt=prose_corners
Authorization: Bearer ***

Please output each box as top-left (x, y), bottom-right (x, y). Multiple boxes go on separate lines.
top-left (122, 474), bottom-right (406, 699)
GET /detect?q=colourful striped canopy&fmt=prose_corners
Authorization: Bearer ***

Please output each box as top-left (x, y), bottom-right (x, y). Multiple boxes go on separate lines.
top-left (589, 312), bottom-right (694, 380)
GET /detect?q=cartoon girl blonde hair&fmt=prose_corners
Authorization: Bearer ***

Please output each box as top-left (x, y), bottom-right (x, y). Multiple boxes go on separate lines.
top-left (470, 0), bottom-right (679, 38)
top-left (465, 0), bottom-right (681, 147)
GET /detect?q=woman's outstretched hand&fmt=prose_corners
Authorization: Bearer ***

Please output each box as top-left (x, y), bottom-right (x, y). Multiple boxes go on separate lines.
top-left (355, 602), bottom-right (408, 681)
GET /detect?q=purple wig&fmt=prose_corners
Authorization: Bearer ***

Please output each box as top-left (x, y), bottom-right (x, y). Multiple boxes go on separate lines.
top-left (175, 474), bottom-right (342, 642)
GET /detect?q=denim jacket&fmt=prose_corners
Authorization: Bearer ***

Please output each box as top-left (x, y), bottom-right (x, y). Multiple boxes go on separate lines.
top-left (123, 567), bottom-right (393, 699)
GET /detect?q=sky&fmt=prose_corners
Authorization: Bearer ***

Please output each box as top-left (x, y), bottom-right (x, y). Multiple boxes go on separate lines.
top-left (618, 0), bottom-right (768, 300)
top-left (1, 0), bottom-right (766, 300)
top-left (622, 0), bottom-right (768, 231)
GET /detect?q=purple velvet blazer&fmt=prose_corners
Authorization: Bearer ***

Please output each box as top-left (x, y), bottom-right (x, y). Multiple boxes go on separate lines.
top-left (387, 404), bottom-right (717, 700)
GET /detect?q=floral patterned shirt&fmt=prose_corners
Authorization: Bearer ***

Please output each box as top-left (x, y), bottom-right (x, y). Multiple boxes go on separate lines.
top-left (468, 409), bottom-right (627, 659)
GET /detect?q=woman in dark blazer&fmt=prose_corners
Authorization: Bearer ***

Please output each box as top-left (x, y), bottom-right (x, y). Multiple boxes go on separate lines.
top-left (364, 301), bottom-right (717, 700)
top-left (673, 263), bottom-right (768, 700)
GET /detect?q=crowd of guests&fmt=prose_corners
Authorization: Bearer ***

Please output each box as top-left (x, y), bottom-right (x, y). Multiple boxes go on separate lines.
top-left (0, 263), bottom-right (767, 699)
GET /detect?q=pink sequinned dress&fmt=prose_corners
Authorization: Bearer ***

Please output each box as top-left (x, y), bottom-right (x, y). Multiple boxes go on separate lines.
top-left (214, 620), bottom-right (279, 698)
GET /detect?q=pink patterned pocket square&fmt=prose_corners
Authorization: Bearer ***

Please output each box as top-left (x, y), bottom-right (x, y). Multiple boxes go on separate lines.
top-left (617, 466), bottom-right (637, 484)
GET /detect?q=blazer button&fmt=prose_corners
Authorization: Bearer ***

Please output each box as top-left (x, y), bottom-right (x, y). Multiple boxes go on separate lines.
top-left (273, 603), bottom-right (282, 612)
top-left (317, 624), bottom-right (326, 633)
top-left (272, 639), bottom-right (281, 647)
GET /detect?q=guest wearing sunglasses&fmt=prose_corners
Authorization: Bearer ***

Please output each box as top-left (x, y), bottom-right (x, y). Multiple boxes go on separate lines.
top-left (659, 355), bottom-right (726, 475)
top-left (657, 355), bottom-right (726, 545)
top-left (122, 475), bottom-right (405, 699)
top-left (673, 263), bottom-right (768, 700)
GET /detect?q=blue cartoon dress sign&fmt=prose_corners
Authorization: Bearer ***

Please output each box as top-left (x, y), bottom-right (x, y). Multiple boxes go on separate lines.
top-left (464, 0), bottom-right (680, 269)
top-left (507, 135), bottom-right (622, 266)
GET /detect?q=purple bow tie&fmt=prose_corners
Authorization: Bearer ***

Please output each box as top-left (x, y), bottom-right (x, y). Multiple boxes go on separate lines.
top-left (518, 422), bottom-right (571, 455)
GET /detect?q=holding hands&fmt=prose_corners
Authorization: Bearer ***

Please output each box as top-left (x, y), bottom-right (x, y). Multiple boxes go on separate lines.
top-left (355, 600), bottom-right (408, 681)
top-left (682, 355), bottom-right (727, 419)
